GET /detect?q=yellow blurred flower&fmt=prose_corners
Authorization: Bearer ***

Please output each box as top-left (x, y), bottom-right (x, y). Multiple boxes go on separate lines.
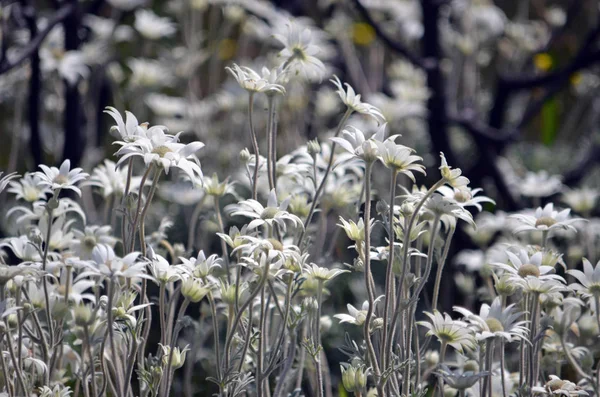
top-left (352, 23), bottom-right (375, 46)
top-left (534, 53), bottom-right (553, 71)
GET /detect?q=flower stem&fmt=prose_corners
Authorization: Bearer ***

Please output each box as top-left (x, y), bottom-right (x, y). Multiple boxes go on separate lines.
top-left (381, 170), bottom-right (398, 369)
top-left (314, 280), bottom-right (325, 397)
top-left (432, 224), bottom-right (456, 312)
top-left (138, 170), bottom-right (161, 257)
top-left (247, 93), bottom-right (260, 201)
top-left (297, 108), bottom-right (353, 248)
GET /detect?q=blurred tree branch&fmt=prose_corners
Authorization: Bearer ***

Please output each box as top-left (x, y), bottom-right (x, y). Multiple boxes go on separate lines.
top-left (0, 3), bottom-right (75, 74)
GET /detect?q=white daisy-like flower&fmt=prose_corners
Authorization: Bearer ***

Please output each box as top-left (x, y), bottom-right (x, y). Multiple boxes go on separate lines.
top-left (0, 236), bottom-right (42, 263)
top-left (273, 22), bottom-right (327, 81)
top-left (568, 258), bottom-right (600, 299)
top-left (178, 250), bottom-right (222, 279)
top-left (417, 311), bottom-right (477, 353)
top-left (454, 297), bottom-right (528, 342)
top-left (331, 123), bottom-right (388, 163)
top-left (86, 159), bottom-right (147, 198)
top-left (424, 194), bottom-right (476, 228)
top-left (303, 263), bottom-right (349, 283)
top-left (519, 171), bottom-right (563, 198)
top-left (147, 249), bottom-right (182, 284)
top-left (70, 225), bottom-right (117, 260)
top-left (334, 297), bottom-right (382, 326)
top-left (79, 245), bottom-right (149, 280)
top-left (510, 203), bottom-right (585, 234)
top-left (104, 106), bottom-right (148, 143)
top-left (375, 138), bottom-right (425, 182)
top-left (562, 187), bottom-right (599, 215)
top-left (115, 126), bottom-right (204, 181)
top-left (439, 152), bottom-right (469, 189)
top-left (134, 9), bottom-right (176, 40)
top-left (532, 375), bottom-right (589, 396)
top-left (491, 248), bottom-right (560, 281)
top-left (35, 160), bottom-right (89, 196)
top-left (437, 186), bottom-right (495, 212)
top-left (330, 75), bottom-right (385, 124)
top-left (225, 64), bottom-right (286, 95)
top-left (226, 189), bottom-right (303, 233)
top-left (7, 173), bottom-right (49, 202)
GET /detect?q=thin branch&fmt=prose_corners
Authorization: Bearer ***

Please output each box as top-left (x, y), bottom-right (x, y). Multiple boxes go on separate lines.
top-left (0, 3), bottom-right (75, 74)
top-left (562, 142), bottom-right (600, 186)
top-left (350, 0), bottom-right (427, 69)
top-left (448, 109), bottom-right (519, 143)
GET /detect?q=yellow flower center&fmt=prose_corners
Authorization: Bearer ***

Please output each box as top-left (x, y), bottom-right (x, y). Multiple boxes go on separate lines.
top-left (260, 207), bottom-right (279, 220)
top-left (53, 175), bottom-right (69, 185)
top-left (152, 145), bottom-right (172, 158)
top-left (485, 318), bottom-right (504, 333)
top-left (267, 238), bottom-right (284, 252)
top-left (82, 236), bottom-right (97, 250)
top-left (535, 216), bottom-right (557, 228)
top-left (518, 264), bottom-right (541, 278)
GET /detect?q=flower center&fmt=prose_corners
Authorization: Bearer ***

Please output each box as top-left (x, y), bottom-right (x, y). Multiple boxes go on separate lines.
top-left (535, 216), bottom-right (557, 228)
top-left (485, 318), bottom-right (504, 333)
top-left (53, 175), bottom-right (69, 185)
top-left (588, 284), bottom-right (600, 295)
top-left (23, 186), bottom-right (40, 202)
top-left (292, 46), bottom-right (307, 61)
top-left (518, 264), bottom-right (541, 278)
top-left (454, 190), bottom-right (472, 203)
top-left (546, 379), bottom-right (565, 391)
top-left (260, 207), bottom-right (279, 220)
top-left (267, 238), bottom-right (284, 252)
top-left (152, 145), bottom-right (173, 158)
top-left (463, 360), bottom-right (479, 373)
top-left (82, 236), bottom-right (97, 250)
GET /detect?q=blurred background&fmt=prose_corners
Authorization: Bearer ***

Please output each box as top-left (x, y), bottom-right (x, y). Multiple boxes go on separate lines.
top-left (1, 0), bottom-right (600, 393)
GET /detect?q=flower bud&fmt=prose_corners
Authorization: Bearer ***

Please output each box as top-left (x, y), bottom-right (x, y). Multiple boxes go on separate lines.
top-left (181, 278), bottom-right (211, 303)
top-left (74, 304), bottom-right (94, 326)
top-left (161, 345), bottom-right (189, 369)
top-left (307, 139), bottom-right (321, 156)
top-left (239, 148), bottom-right (251, 163)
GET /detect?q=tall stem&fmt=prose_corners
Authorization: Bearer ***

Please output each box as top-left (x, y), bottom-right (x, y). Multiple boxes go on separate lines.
top-left (361, 163), bottom-right (382, 393)
top-left (138, 170), bottom-right (161, 257)
top-left (314, 280), bottom-right (325, 397)
top-left (128, 164), bottom-right (154, 252)
top-left (297, 108), bottom-right (353, 247)
top-left (381, 170), bottom-right (398, 369)
top-left (106, 277), bottom-right (123, 394)
top-left (214, 196), bottom-right (231, 283)
top-left (247, 93), bottom-right (260, 201)
top-left (432, 224), bottom-right (456, 312)
top-left (386, 180), bottom-right (444, 373)
top-left (266, 95), bottom-right (276, 191)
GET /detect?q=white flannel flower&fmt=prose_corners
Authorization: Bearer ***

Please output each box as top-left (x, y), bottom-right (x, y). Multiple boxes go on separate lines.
top-left (417, 311), bottom-right (477, 353)
top-left (376, 139), bottom-right (425, 182)
top-left (491, 249), bottom-right (561, 281)
top-left (330, 75), bottom-right (385, 124)
top-left (519, 171), bottom-right (563, 198)
top-left (532, 375), bottom-right (589, 396)
top-left (437, 186), bottom-right (495, 212)
top-left (439, 152), bottom-right (469, 189)
top-left (562, 187), bottom-right (599, 215)
top-left (0, 236), bottom-right (42, 263)
top-left (334, 297), bottom-right (382, 326)
top-left (7, 173), bottom-right (49, 202)
top-left (134, 9), bottom-right (176, 40)
top-left (86, 159), bottom-right (147, 198)
top-left (115, 126), bottom-right (205, 180)
top-left (425, 194), bottom-right (476, 228)
top-left (568, 258), bottom-right (600, 299)
top-left (274, 22), bottom-right (326, 81)
top-left (35, 160), bottom-right (89, 196)
top-left (70, 225), bottom-right (117, 260)
top-left (331, 124), bottom-right (388, 163)
top-left (80, 245), bottom-right (149, 280)
top-left (303, 263), bottom-right (349, 283)
top-left (454, 297), bottom-right (528, 342)
top-left (226, 189), bottom-right (303, 233)
top-left (178, 250), bottom-right (222, 279)
top-left (510, 203), bottom-right (585, 234)
top-left (226, 64), bottom-right (286, 95)
top-left (104, 106), bottom-right (148, 143)
top-left (148, 250), bottom-right (183, 284)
